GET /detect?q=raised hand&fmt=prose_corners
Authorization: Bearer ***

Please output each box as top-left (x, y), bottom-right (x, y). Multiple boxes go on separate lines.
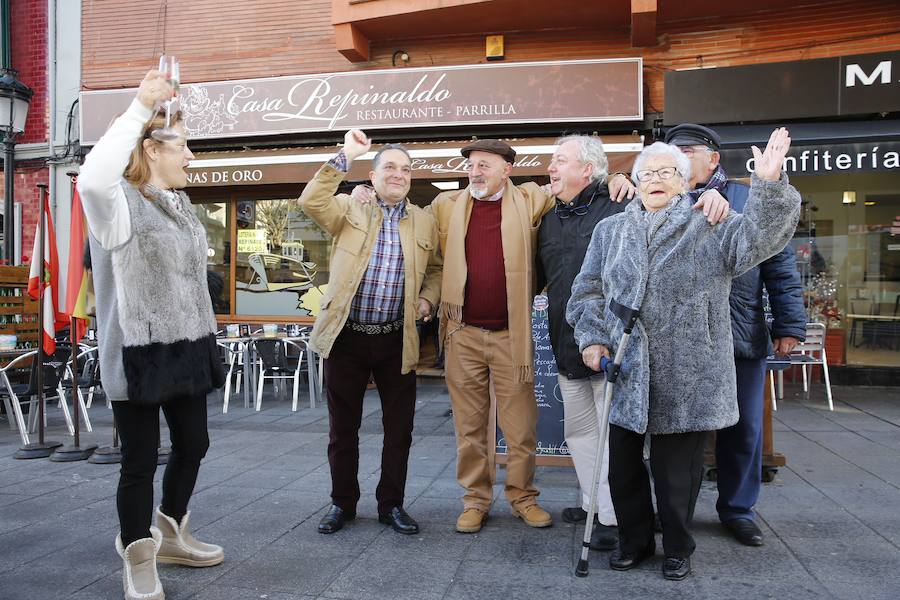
top-left (752, 127), bottom-right (791, 182)
top-left (343, 129), bottom-right (372, 162)
top-left (136, 69), bottom-right (175, 111)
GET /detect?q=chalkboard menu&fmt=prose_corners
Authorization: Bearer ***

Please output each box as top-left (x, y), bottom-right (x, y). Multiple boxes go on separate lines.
top-left (496, 295), bottom-right (570, 459)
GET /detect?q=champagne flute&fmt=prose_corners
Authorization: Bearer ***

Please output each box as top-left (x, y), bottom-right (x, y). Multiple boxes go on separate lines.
top-left (151, 55), bottom-right (182, 142)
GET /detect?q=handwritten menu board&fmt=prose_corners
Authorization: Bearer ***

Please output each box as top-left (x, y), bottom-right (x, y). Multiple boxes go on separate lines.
top-left (496, 295), bottom-right (569, 458)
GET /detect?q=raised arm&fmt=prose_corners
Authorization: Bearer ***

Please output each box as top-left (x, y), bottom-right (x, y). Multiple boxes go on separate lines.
top-left (297, 129), bottom-right (372, 236)
top-left (77, 69), bottom-right (173, 249)
top-left (713, 128), bottom-right (802, 276)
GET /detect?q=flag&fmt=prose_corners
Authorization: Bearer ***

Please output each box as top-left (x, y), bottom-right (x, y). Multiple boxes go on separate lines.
top-left (27, 194), bottom-right (67, 355)
top-left (65, 181), bottom-right (89, 342)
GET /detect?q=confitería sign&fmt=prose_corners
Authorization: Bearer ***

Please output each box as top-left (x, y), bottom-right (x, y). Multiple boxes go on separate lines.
top-left (719, 141), bottom-right (900, 177)
top-left (79, 59), bottom-right (642, 145)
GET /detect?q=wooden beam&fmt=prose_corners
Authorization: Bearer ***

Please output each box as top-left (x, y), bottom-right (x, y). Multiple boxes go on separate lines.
top-left (631, 0), bottom-right (657, 47)
top-left (334, 23), bottom-right (370, 62)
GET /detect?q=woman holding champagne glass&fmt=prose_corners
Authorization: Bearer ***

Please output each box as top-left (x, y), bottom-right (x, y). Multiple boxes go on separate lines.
top-left (78, 65), bottom-right (225, 600)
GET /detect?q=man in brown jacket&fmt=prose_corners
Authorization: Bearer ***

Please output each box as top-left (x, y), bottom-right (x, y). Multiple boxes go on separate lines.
top-left (430, 140), bottom-right (561, 533)
top-left (299, 129), bottom-right (442, 536)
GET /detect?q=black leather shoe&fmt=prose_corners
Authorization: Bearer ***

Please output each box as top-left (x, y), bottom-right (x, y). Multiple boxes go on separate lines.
top-left (723, 518), bottom-right (764, 546)
top-left (561, 507), bottom-right (588, 523)
top-left (609, 542), bottom-right (655, 571)
top-left (378, 506), bottom-right (419, 535)
top-left (318, 505), bottom-right (355, 534)
top-left (589, 523), bottom-right (618, 551)
top-left (663, 556), bottom-right (691, 580)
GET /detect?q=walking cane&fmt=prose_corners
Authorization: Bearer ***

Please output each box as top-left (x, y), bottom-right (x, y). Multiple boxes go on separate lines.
top-left (575, 299), bottom-right (640, 578)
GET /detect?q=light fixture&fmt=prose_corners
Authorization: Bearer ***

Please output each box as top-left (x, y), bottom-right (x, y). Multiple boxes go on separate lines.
top-left (842, 191), bottom-right (857, 205)
top-left (864, 201), bottom-right (876, 206)
top-left (0, 68), bottom-right (34, 264)
top-left (431, 181), bottom-right (460, 191)
top-left (391, 50), bottom-right (409, 67)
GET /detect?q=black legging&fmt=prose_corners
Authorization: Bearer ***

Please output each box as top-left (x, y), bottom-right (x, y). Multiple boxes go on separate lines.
top-left (112, 392), bottom-right (210, 546)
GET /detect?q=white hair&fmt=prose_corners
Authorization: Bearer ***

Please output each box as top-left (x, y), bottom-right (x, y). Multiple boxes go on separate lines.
top-left (631, 142), bottom-right (692, 186)
top-left (555, 135), bottom-right (609, 184)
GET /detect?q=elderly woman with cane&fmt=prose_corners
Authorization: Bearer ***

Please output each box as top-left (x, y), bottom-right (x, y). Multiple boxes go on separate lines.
top-left (78, 68), bottom-right (225, 600)
top-left (566, 128), bottom-right (800, 581)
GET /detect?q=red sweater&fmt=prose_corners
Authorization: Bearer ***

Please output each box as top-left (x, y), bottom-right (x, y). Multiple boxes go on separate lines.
top-left (462, 200), bottom-right (508, 330)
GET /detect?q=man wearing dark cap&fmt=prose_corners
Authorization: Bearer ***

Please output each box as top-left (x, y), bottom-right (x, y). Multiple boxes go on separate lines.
top-left (429, 139), bottom-right (554, 533)
top-left (665, 123), bottom-right (806, 548)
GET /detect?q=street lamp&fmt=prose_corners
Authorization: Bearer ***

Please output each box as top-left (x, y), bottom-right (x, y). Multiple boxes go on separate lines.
top-left (0, 68), bottom-right (34, 264)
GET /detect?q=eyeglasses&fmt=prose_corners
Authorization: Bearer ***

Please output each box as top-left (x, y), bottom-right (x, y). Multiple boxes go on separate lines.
top-left (635, 167), bottom-right (679, 182)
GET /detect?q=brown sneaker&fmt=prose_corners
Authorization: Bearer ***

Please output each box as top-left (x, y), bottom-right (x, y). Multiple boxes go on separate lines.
top-left (456, 508), bottom-right (487, 533)
top-left (511, 503), bottom-right (553, 528)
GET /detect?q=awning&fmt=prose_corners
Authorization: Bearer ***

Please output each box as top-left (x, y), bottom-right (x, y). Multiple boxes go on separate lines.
top-left (186, 135), bottom-right (644, 187)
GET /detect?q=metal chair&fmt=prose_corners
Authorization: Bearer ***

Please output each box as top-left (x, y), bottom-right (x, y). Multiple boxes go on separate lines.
top-left (251, 337), bottom-right (317, 412)
top-left (61, 345), bottom-right (100, 429)
top-left (767, 323), bottom-right (833, 411)
top-left (216, 339), bottom-right (246, 413)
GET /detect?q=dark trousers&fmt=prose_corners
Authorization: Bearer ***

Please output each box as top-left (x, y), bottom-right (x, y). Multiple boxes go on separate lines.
top-left (716, 357), bottom-right (767, 522)
top-left (112, 392), bottom-right (210, 546)
top-left (609, 424), bottom-right (706, 558)
top-left (324, 327), bottom-right (416, 516)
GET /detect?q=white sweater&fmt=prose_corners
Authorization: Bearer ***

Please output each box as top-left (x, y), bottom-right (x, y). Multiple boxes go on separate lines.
top-left (76, 99), bottom-right (153, 250)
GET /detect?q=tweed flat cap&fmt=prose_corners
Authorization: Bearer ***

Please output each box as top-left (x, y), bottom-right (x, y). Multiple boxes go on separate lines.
top-left (664, 124), bottom-right (722, 151)
top-left (461, 139), bottom-right (516, 163)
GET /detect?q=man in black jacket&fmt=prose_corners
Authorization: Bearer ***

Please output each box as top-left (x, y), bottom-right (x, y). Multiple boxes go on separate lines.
top-left (665, 124), bottom-right (806, 547)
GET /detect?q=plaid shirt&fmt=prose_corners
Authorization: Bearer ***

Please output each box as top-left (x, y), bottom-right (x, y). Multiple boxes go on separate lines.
top-left (329, 151), bottom-right (407, 324)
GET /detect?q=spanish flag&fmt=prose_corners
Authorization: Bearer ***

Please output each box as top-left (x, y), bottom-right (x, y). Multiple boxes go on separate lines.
top-left (27, 193), bottom-right (68, 355)
top-left (65, 181), bottom-right (89, 343)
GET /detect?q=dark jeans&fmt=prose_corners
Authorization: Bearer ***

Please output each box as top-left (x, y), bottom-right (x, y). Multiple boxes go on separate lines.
top-left (609, 424), bottom-right (706, 558)
top-left (324, 327), bottom-right (416, 516)
top-left (716, 357), bottom-right (767, 522)
top-left (113, 392), bottom-right (210, 546)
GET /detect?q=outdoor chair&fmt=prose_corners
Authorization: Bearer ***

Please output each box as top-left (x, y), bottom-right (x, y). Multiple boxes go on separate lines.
top-left (767, 322), bottom-right (833, 411)
top-left (217, 339), bottom-right (246, 413)
top-left (62, 345), bottom-right (102, 418)
top-left (250, 337), bottom-right (317, 412)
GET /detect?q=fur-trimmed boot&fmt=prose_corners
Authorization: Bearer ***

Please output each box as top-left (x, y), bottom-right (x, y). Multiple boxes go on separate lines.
top-left (155, 506), bottom-right (224, 567)
top-left (115, 527), bottom-right (165, 600)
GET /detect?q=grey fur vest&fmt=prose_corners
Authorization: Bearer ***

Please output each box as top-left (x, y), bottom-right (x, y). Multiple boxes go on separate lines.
top-left (566, 174), bottom-right (801, 434)
top-left (90, 181), bottom-right (224, 404)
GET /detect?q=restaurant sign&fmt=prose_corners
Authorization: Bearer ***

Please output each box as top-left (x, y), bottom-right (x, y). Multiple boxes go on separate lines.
top-left (80, 59), bottom-right (642, 145)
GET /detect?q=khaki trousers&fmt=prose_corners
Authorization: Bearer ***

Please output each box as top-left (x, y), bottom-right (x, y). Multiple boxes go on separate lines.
top-left (445, 323), bottom-right (539, 512)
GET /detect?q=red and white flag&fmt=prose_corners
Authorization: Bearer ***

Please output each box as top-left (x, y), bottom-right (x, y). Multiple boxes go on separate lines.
top-left (27, 195), bottom-right (67, 355)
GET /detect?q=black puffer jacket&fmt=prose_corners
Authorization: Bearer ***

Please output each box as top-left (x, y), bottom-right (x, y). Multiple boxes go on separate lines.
top-left (536, 180), bottom-right (625, 379)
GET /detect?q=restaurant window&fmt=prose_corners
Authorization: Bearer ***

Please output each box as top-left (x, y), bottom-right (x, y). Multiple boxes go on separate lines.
top-left (196, 201), bottom-right (231, 314)
top-left (791, 172), bottom-right (900, 368)
top-left (234, 197), bottom-right (331, 318)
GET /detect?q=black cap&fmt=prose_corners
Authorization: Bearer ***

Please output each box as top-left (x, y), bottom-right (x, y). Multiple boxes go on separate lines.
top-left (461, 139), bottom-right (516, 164)
top-left (664, 124), bottom-right (722, 151)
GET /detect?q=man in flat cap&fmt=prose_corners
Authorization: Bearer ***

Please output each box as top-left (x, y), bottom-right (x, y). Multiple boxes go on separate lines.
top-left (665, 123), bottom-right (805, 548)
top-left (427, 138), bottom-right (637, 533)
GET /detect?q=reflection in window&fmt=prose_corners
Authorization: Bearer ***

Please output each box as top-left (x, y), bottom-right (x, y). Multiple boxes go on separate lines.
top-left (235, 198), bottom-right (331, 317)
top-left (195, 202), bottom-right (230, 314)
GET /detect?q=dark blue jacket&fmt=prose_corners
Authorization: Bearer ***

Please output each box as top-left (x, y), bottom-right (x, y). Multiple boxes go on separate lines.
top-left (723, 180), bottom-right (806, 359)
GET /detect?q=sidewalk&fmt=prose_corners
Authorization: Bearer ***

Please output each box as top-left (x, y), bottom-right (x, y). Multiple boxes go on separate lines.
top-left (1, 380), bottom-right (899, 599)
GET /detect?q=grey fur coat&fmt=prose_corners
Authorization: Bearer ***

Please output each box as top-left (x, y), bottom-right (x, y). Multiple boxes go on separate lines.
top-left (566, 173), bottom-right (801, 434)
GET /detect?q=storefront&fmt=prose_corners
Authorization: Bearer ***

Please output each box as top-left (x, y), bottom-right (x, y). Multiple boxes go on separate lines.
top-left (665, 51), bottom-right (900, 380)
top-left (79, 58), bottom-right (644, 325)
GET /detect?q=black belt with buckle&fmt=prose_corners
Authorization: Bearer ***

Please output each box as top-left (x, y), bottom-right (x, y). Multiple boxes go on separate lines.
top-left (344, 318), bottom-right (404, 335)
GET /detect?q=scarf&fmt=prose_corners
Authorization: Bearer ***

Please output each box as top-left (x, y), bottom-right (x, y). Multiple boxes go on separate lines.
top-left (438, 179), bottom-right (537, 383)
top-left (686, 164), bottom-right (729, 203)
